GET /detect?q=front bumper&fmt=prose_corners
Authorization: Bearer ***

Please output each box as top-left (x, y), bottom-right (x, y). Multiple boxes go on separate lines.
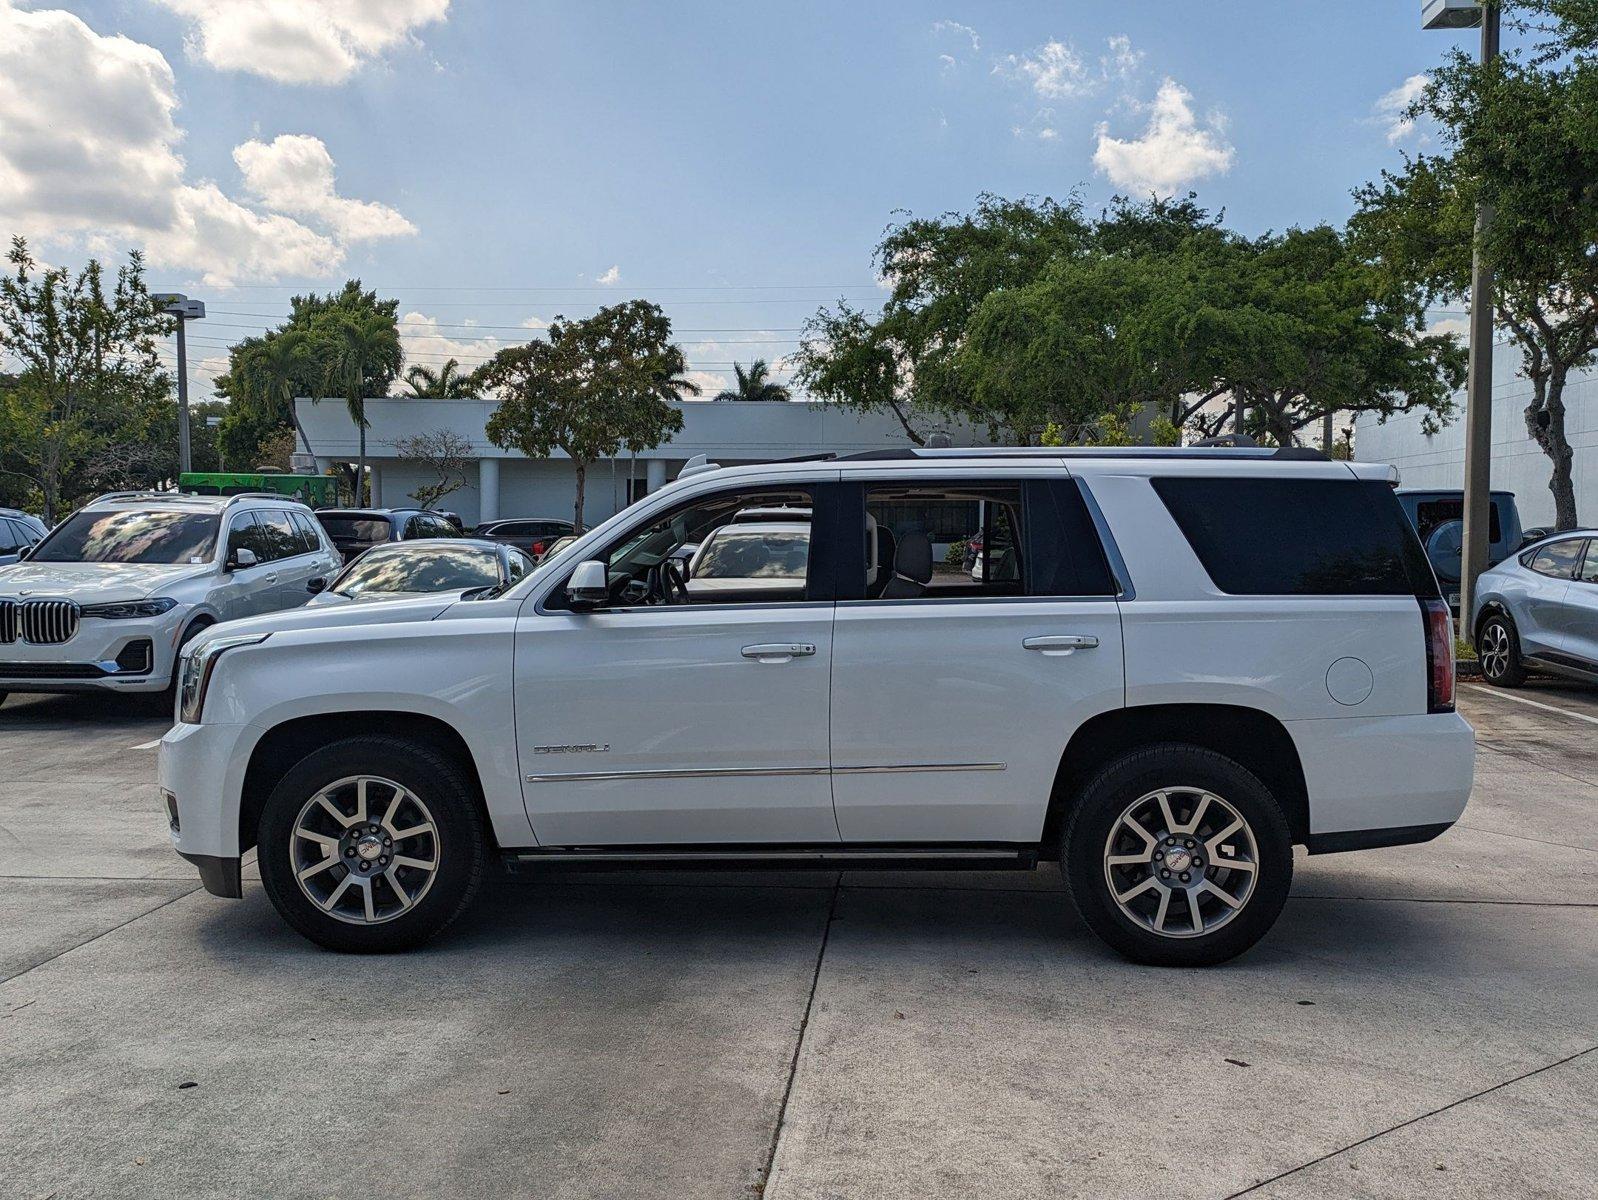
top-left (161, 720), bottom-right (257, 893)
top-left (0, 609), bottom-right (186, 694)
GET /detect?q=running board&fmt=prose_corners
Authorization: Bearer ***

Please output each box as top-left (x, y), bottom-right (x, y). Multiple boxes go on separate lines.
top-left (503, 844), bottom-right (1040, 873)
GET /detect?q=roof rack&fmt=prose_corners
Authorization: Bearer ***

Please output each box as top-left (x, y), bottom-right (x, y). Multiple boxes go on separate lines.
top-left (88, 490), bottom-right (211, 505)
top-left (827, 445), bottom-right (1329, 463)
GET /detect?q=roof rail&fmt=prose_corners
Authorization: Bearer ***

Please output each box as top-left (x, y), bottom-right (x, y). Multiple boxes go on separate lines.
top-left (831, 445), bottom-right (1331, 462)
top-left (224, 492), bottom-right (297, 504)
top-left (88, 490), bottom-right (202, 505)
top-left (1192, 432), bottom-right (1258, 448)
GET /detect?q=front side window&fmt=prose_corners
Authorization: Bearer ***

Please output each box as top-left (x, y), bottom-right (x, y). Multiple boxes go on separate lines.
top-left (332, 545), bottom-right (502, 597)
top-left (561, 487), bottom-right (814, 608)
top-left (1579, 541), bottom-right (1598, 585)
top-left (1529, 539), bottom-right (1585, 580)
top-left (32, 509), bottom-right (221, 565)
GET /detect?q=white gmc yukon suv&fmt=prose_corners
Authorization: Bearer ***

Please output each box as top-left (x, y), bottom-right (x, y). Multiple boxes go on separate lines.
top-left (160, 448), bottom-right (1474, 966)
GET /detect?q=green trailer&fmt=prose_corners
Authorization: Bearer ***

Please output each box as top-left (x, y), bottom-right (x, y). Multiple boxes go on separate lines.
top-left (177, 472), bottom-right (338, 507)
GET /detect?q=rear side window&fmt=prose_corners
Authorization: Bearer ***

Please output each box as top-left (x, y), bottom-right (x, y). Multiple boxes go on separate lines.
top-left (1024, 479), bottom-right (1117, 597)
top-left (1527, 539), bottom-right (1584, 580)
top-left (290, 510), bottom-right (323, 553)
top-left (1152, 476), bottom-right (1436, 596)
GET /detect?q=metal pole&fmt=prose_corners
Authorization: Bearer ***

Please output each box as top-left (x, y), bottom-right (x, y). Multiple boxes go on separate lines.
top-left (175, 317), bottom-right (192, 474)
top-left (1457, 2), bottom-right (1499, 638)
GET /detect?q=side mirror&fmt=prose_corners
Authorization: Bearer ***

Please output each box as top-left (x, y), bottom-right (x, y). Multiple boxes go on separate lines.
top-left (226, 547), bottom-right (258, 572)
top-left (306, 576), bottom-right (328, 595)
top-left (565, 560), bottom-right (609, 610)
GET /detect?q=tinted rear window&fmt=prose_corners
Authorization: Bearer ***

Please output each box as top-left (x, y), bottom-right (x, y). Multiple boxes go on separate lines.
top-left (1152, 477), bottom-right (1436, 597)
top-left (318, 515), bottom-right (393, 543)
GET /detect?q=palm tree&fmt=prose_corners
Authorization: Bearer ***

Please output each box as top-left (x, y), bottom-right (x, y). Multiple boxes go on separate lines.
top-left (403, 359), bottom-right (470, 398)
top-left (713, 359), bottom-right (791, 402)
top-left (236, 330), bottom-right (316, 459)
top-left (322, 312), bottom-right (402, 504)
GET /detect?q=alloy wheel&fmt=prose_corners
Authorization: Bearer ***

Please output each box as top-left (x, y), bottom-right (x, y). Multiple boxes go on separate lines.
top-left (1480, 621), bottom-right (1510, 680)
top-left (291, 775), bottom-right (441, 925)
top-left (1102, 786), bottom-right (1259, 938)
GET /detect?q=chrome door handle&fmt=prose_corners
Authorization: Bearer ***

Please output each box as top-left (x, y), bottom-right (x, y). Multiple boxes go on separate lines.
top-left (741, 643), bottom-right (817, 662)
top-left (263, 573), bottom-right (279, 583)
top-left (1023, 635), bottom-right (1099, 655)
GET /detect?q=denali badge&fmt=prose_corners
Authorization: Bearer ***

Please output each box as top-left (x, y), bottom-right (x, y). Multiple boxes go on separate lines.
top-left (532, 744), bottom-right (610, 755)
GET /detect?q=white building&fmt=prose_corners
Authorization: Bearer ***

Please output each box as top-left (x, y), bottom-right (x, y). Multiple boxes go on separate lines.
top-left (1354, 354), bottom-right (1598, 529)
top-left (294, 398), bottom-right (1005, 527)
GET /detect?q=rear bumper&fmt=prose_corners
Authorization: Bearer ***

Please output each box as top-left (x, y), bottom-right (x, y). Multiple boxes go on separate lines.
top-left (1287, 711), bottom-right (1475, 839)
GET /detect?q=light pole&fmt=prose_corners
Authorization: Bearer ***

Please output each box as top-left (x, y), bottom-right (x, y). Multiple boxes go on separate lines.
top-left (1422, 0), bottom-right (1499, 634)
top-left (153, 293), bottom-right (206, 474)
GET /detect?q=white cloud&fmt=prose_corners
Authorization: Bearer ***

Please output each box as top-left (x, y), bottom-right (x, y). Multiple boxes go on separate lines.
top-left (397, 311), bottom-right (509, 371)
top-left (1375, 73), bottom-right (1429, 144)
top-left (1092, 79), bottom-right (1235, 194)
top-left (1101, 34), bottom-right (1142, 83)
top-left (156, 0), bottom-right (451, 86)
top-left (996, 40), bottom-right (1092, 100)
top-left (0, 3), bottom-right (414, 284)
top-left (234, 134), bottom-right (415, 241)
top-left (595, 265), bottom-right (621, 286)
top-left (931, 20), bottom-right (979, 52)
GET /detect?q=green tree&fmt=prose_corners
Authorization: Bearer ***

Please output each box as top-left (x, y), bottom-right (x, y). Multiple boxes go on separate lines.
top-left (475, 300), bottom-right (695, 530)
top-left (322, 311), bottom-right (403, 505)
top-left (215, 280), bottom-right (402, 473)
top-left (0, 238), bottom-right (172, 521)
top-left (1352, 1), bottom-right (1598, 528)
top-left (1195, 226), bottom-right (1465, 447)
top-left (403, 359), bottom-right (472, 398)
top-left (713, 359), bottom-right (791, 402)
top-left (232, 330), bottom-right (315, 459)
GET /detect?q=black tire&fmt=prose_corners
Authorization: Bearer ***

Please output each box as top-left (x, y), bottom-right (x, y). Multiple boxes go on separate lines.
top-left (1062, 744), bottom-right (1293, 967)
top-left (257, 735), bottom-right (487, 952)
top-left (1477, 612), bottom-right (1527, 688)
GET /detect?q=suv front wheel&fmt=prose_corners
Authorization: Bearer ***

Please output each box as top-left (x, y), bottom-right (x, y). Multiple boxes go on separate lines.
top-left (257, 736), bottom-right (487, 952)
top-left (1062, 744), bottom-right (1293, 967)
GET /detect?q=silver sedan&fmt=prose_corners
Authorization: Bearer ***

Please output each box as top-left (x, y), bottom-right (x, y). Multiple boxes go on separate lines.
top-left (1472, 529), bottom-right (1598, 687)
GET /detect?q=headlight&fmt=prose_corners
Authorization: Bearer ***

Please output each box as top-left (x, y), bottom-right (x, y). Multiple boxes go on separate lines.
top-left (178, 632), bottom-right (270, 724)
top-left (82, 597), bottom-right (179, 619)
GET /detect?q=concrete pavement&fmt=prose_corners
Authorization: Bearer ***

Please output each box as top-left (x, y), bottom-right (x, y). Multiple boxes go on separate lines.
top-left (1, 682), bottom-right (1594, 1199)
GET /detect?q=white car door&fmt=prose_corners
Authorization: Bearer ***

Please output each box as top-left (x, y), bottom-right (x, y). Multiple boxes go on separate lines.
top-left (217, 513), bottom-right (277, 620)
top-left (512, 481), bottom-right (839, 847)
top-left (828, 472), bottom-right (1126, 844)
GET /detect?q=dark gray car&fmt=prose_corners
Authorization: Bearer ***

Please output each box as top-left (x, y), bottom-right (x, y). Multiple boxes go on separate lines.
top-left (0, 509), bottom-right (48, 566)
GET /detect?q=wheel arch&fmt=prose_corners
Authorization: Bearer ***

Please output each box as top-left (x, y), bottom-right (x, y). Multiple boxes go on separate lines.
top-left (1041, 704), bottom-right (1310, 854)
top-left (1473, 598), bottom-right (1514, 647)
top-left (239, 710), bottom-right (494, 854)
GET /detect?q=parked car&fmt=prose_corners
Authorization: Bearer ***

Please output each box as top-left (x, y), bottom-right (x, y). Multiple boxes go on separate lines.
top-left (684, 520), bottom-right (809, 600)
top-left (308, 539), bottom-right (534, 606)
top-left (1472, 528), bottom-right (1598, 687)
top-left (1395, 488), bottom-right (1523, 608)
top-left (0, 508), bottom-right (48, 566)
top-left (0, 492), bottom-right (338, 704)
top-left (471, 518), bottom-right (575, 559)
top-left (161, 447), bottom-right (1472, 967)
top-left (314, 508), bottom-right (459, 564)
top-left (534, 535), bottom-right (578, 565)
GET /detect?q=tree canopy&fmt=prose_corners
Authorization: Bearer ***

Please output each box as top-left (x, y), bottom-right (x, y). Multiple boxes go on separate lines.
top-left (714, 359), bottom-right (791, 402)
top-left (798, 195), bottom-right (1461, 447)
top-left (475, 300), bottom-right (694, 529)
top-left (0, 238), bottom-right (173, 520)
top-left (1352, 0), bottom-right (1598, 527)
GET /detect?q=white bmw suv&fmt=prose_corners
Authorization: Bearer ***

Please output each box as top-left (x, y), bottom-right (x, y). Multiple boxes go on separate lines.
top-left (0, 492), bottom-right (340, 705)
top-left (160, 448), bottom-right (1475, 966)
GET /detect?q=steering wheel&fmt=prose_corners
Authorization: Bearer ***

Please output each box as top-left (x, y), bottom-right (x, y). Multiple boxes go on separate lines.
top-left (662, 558), bottom-right (690, 603)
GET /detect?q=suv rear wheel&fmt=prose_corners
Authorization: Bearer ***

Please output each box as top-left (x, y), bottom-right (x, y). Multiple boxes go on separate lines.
top-left (257, 736), bottom-right (487, 952)
top-left (1062, 744), bottom-right (1293, 967)
top-left (1477, 612), bottom-right (1527, 687)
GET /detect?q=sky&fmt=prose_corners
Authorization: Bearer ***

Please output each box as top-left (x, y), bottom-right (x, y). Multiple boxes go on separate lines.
top-left (0, 1), bottom-right (1501, 401)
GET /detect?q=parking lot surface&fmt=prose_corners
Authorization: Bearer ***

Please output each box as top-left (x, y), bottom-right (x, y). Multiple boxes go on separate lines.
top-left (1, 683), bottom-right (1594, 1199)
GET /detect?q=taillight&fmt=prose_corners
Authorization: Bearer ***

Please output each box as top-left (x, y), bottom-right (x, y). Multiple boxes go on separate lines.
top-left (1420, 597), bottom-right (1455, 713)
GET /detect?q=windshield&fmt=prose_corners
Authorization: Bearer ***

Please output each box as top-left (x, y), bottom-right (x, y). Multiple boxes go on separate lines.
top-left (319, 516), bottom-right (393, 543)
top-left (333, 545), bottom-right (501, 596)
top-left (31, 510), bottom-right (220, 565)
top-left (693, 528), bottom-right (809, 579)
